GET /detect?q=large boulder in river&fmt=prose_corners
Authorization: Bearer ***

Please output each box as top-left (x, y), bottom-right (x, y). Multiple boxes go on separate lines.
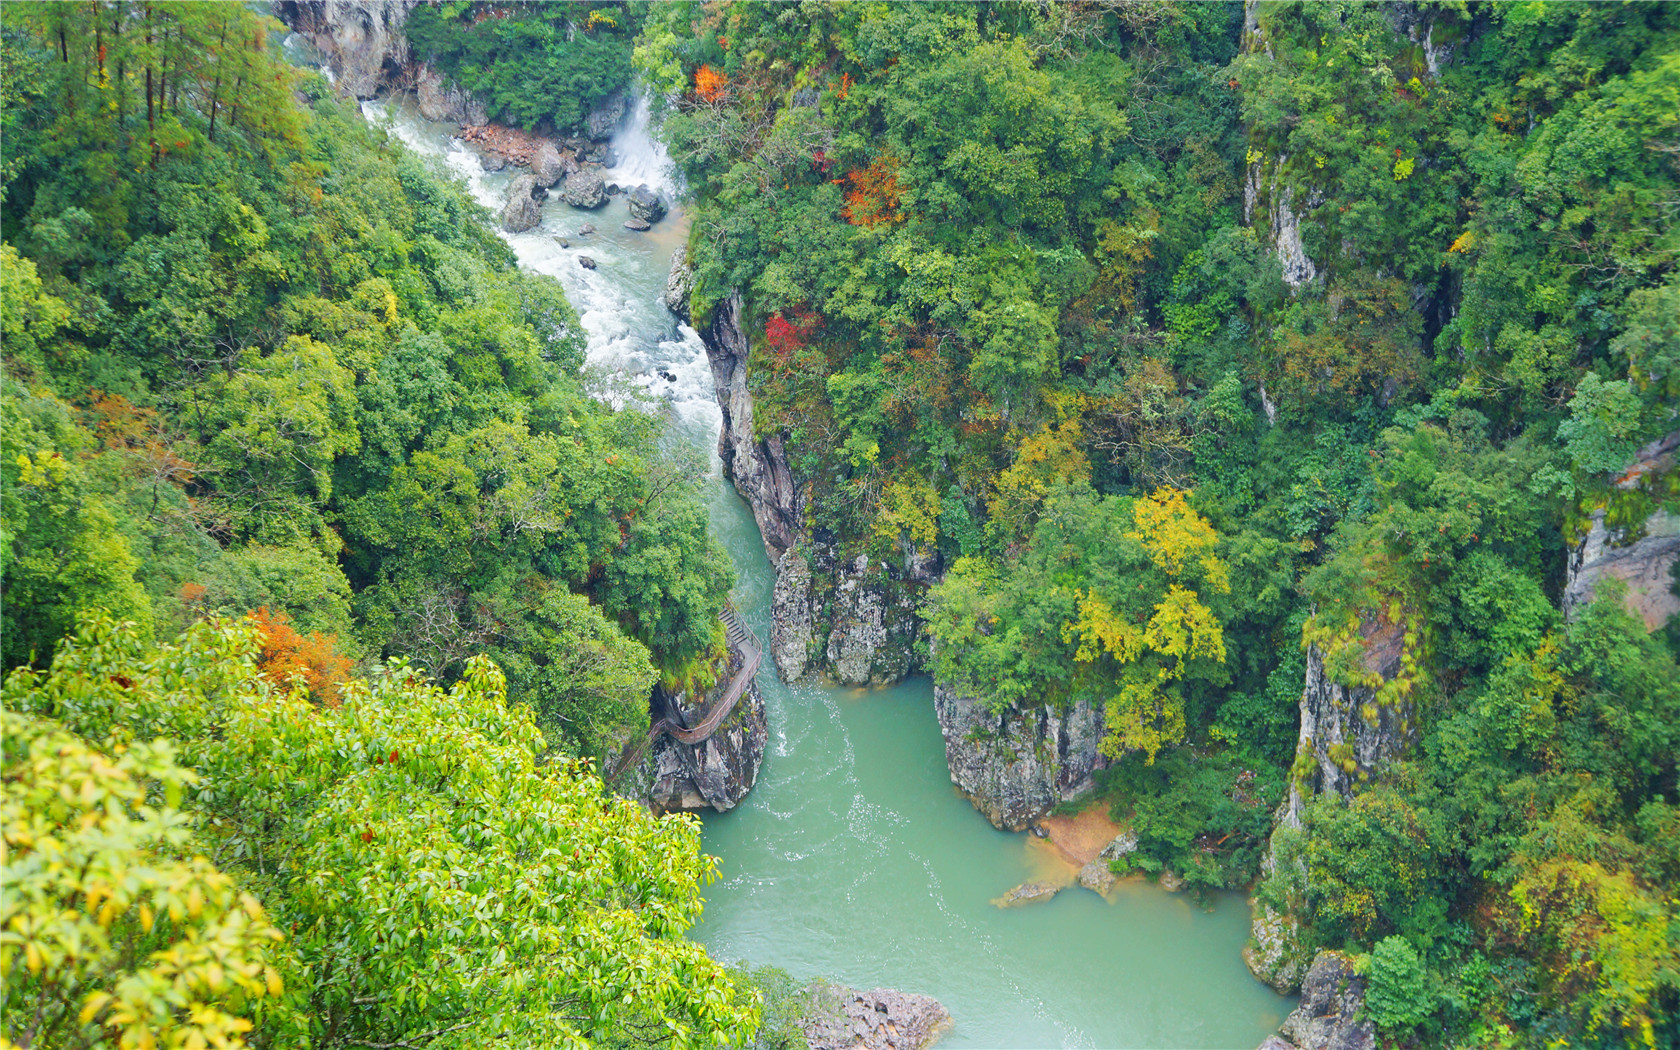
top-left (662, 245), bottom-right (693, 317)
top-left (559, 169), bottom-right (607, 209)
top-left (626, 185), bottom-right (666, 223)
top-left (529, 141), bottom-right (571, 187)
top-left (802, 984), bottom-right (951, 1050)
top-left (500, 174), bottom-right (544, 233)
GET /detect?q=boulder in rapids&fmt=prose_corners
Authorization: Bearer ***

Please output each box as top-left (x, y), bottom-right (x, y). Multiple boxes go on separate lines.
top-left (577, 256), bottom-right (597, 270)
top-left (500, 174), bottom-right (544, 233)
top-left (560, 169), bottom-right (607, 209)
top-left (530, 141), bottom-right (568, 187)
top-left (626, 184), bottom-right (667, 223)
top-left (624, 217), bottom-right (651, 232)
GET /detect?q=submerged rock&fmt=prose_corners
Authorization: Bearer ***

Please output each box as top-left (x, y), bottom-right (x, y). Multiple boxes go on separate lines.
top-left (626, 184), bottom-right (667, 223)
top-left (500, 174), bottom-right (544, 233)
top-left (932, 684), bottom-right (1106, 831)
top-left (802, 985), bottom-right (951, 1050)
top-left (994, 880), bottom-right (1061, 908)
top-left (1077, 861), bottom-right (1114, 894)
top-left (559, 169), bottom-right (607, 209)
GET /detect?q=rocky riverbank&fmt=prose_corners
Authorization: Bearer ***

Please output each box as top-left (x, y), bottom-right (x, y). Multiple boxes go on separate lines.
top-left (801, 985), bottom-right (951, 1050)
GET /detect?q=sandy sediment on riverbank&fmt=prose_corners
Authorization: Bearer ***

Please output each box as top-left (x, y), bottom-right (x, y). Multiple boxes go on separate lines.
top-left (1036, 805), bottom-right (1125, 868)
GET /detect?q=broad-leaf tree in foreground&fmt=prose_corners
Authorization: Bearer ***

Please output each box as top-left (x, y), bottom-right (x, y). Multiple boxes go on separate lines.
top-left (2, 615), bottom-right (759, 1049)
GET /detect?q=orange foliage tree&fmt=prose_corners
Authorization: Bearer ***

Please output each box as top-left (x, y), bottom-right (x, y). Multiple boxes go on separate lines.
top-left (694, 64), bottom-right (728, 103)
top-left (249, 607), bottom-right (351, 706)
top-left (839, 153), bottom-right (902, 227)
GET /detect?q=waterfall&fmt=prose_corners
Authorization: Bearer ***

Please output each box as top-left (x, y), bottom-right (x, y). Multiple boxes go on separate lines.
top-left (603, 93), bottom-right (679, 199)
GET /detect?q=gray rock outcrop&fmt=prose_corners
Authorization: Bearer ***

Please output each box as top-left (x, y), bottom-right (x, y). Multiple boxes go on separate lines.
top-left (415, 64), bottom-right (487, 125)
top-left (642, 632), bottom-right (768, 814)
top-left (560, 170), bottom-right (608, 209)
top-left (1258, 950), bottom-right (1375, 1050)
top-left (586, 92), bottom-right (628, 140)
top-left (932, 684), bottom-right (1107, 831)
top-left (662, 245), bottom-right (693, 317)
top-left (644, 679), bottom-right (767, 814)
top-left (277, 0), bottom-right (418, 99)
top-left (500, 174), bottom-right (545, 233)
top-left (1562, 431), bottom-right (1680, 632)
top-left (1078, 862), bottom-right (1114, 893)
top-left (802, 985), bottom-right (951, 1050)
top-left (626, 185), bottom-right (667, 223)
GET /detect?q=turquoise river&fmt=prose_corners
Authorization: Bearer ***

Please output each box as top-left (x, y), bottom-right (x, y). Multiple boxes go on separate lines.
top-left (353, 82), bottom-right (1296, 1050)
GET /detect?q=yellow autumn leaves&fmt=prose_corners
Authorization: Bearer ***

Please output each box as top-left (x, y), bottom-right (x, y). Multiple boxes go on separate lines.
top-left (1064, 488), bottom-right (1231, 764)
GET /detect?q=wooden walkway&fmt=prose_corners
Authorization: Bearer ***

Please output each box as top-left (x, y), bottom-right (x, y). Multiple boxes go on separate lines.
top-left (604, 603), bottom-right (761, 782)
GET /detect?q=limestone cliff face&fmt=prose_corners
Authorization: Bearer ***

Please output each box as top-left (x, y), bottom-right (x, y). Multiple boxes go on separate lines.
top-left (702, 293), bottom-right (931, 686)
top-left (1563, 431), bottom-right (1680, 633)
top-left (1247, 621), bottom-right (1414, 994)
top-left (931, 684), bottom-right (1107, 831)
top-left (704, 293), bottom-right (802, 562)
top-left (276, 1), bottom-right (419, 99)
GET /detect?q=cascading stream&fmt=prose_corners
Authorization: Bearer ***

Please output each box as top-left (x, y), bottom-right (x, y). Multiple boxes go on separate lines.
top-left (350, 87), bottom-right (1293, 1050)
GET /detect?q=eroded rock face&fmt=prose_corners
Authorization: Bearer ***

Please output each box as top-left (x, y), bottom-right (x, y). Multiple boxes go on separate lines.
top-left (1267, 951), bottom-right (1375, 1050)
top-left (586, 92), bottom-right (627, 140)
top-left (1563, 431), bottom-right (1680, 632)
top-left (560, 170), bottom-right (608, 209)
top-left (626, 185), bottom-right (667, 223)
top-left (278, 0), bottom-right (418, 99)
top-left (704, 293), bottom-right (803, 561)
top-left (1078, 862), bottom-right (1114, 894)
top-left (643, 675), bottom-right (768, 814)
top-left (1248, 622), bottom-right (1414, 994)
top-left (415, 64), bottom-right (486, 125)
top-left (662, 245), bottom-right (692, 318)
top-left (703, 291), bottom-right (934, 686)
top-left (500, 174), bottom-right (544, 233)
top-left (932, 684), bottom-right (1106, 831)
top-left (802, 985), bottom-right (952, 1050)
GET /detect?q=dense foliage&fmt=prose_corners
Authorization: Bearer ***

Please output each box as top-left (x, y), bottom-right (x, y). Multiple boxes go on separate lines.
top-left (406, 1), bottom-right (639, 133)
top-left (2, 615), bottom-right (759, 1049)
top-left (641, 1), bottom-right (1680, 1044)
top-left (0, 1), bottom-right (733, 768)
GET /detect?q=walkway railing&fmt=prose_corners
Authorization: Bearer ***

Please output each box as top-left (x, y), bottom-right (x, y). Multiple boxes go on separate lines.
top-left (604, 602), bottom-right (761, 782)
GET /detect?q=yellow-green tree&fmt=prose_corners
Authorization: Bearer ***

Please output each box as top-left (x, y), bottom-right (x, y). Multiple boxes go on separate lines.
top-left (927, 485), bottom-right (1230, 763)
top-left (2, 710), bottom-right (299, 1050)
